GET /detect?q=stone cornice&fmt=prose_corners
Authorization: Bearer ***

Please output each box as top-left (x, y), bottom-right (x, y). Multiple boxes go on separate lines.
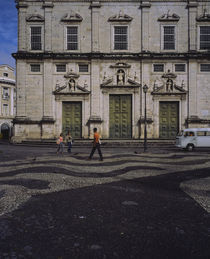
top-left (12, 51), bottom-right (210, 60)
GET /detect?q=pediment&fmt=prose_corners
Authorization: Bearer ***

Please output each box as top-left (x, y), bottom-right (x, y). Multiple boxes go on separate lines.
top-left (64, 71), bottom-right (80, 79)
top-left (26, 14), bottom-right (45, 22)
top-left (158, 11), bottom-right (180, 22)
top-left (108, 10), bottom-right (133, 22)
top-left (53, 84), bottom-right (90, 94)
top-left (110, 62), bottom-right (131, 69)
top-left (61, 11), bottom-right (83, 22)
top-left (100, 77), bottom-right (140, 88)
top-left (162, 70), bottom-right (177, 79)
top-left (152, 79), bottom-right (187, 96)
top-left (196, 9), bottom-right (210, 22)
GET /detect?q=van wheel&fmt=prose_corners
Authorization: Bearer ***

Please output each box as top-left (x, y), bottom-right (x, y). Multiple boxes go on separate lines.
top-left (186, 144), bottom-right (194, 151)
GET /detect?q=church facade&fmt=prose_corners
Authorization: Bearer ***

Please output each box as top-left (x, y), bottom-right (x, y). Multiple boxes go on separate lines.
top-left (13, 0), bottom-right (210, 141)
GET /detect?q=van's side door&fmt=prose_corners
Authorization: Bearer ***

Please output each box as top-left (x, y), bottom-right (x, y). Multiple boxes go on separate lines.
top-left (196, 131), bottom-right (210, 147)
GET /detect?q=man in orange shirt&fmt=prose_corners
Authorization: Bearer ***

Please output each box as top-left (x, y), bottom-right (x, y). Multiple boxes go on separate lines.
top-left (88, 128), bottom-right (103, 161)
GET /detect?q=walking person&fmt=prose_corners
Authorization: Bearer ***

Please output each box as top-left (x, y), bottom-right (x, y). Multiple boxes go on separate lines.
top-left (56, 133), bottom-right (64, 155)
top-left (88, 128), bottom-right (103, 161)
top-left (66, 130), bottom-right (72, 153)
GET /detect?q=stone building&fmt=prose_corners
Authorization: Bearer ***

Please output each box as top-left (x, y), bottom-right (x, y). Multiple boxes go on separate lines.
top-left (0, 65), bottom-right (16, 139)
top-left (13, 0), bottom-right (210, 141)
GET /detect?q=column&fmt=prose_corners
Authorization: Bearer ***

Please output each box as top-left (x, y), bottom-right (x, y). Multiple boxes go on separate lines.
top-left (90, 1), bottom-right (101, 52)
top-left (140, 1), bottom-right (151, 52)
top-left (187, 2), bottom-right (198, 51)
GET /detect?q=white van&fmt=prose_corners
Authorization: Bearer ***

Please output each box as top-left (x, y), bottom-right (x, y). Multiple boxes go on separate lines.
top-left (176, 128), bottom-right (210, 151)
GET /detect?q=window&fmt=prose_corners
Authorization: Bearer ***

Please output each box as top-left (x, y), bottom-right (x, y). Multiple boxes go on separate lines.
top-left (197, 131), bottom-right (206, 136)
top-left (153, 64), bottom-right (164, 72)
top-left (200, 26), bottom-right (210, 50)
top-left (2, 88), bottom-right (9, 99)
top-left (163, 26), bottom-right (175, 50)
top-left (114, 26), bottom-right (128, 50)
top-left (200, 64), bottom-right (210, 72)
top-left (79, 64), bottom-right (88, 73)
top-left (31, 26), bottom-right (42, 50)
top-left (3, 73), bottom-right (8, 77)
top-left (184, 131), bottom-right (195, 137)
top-left (67, 26), bottom-right (78, 50)
top-left (175, 64), bottom-right (185, 72)
top-left (30, 64), bottom-right (40, 72)
top-left (56, 64), bottom-right (66, 72)
top-left (2, 104), bottom-right (9, 116)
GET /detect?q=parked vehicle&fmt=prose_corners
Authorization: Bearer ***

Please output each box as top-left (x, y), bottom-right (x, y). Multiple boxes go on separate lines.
top-left (176, 128), bottom-right (210, 151)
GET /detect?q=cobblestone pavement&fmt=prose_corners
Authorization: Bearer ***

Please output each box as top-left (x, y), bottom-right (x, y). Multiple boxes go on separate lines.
top-left (0, 144), bottom-right (210, 259)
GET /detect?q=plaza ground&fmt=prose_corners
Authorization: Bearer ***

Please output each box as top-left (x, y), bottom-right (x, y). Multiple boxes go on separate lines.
top-left (0, 143), bottom-right (210, 258)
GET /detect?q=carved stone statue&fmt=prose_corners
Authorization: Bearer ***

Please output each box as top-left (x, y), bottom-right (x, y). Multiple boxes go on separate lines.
top-left (117, 69), bottom-right (125, 85)
top-left (69, 79), bottom-right (76, 91)
top-left (166, 79), bottom-right (173, 92)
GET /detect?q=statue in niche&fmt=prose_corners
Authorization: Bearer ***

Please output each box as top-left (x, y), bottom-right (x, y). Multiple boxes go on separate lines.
top-left (117, 69), bottom-right (125, 85)
top-left (166, 78), bottom-right (173, 92)
top-left (68, 79), bottom-right (76, 91)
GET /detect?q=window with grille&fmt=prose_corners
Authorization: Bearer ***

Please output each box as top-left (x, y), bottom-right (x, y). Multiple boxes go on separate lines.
top-left (79, 64), bottom-right (88, 73)
top-left (67, 26), bottom-right (78, 50)
top-left (163, 26), bottom-right (175, 50)
top-left (3, 73), bottom-right (8, 77)
top-left (175, 64), bottom-right (185, 72)
top-left (200, 26), bottom-right (210, 50)
top-left (200, 64), bottom-right (210, 72)
top-left (31, 27), bottom-right (42, 50)
top-left (153, 64), bottom-right (164, 72)
top-left (56, 64), bottom-right (66, 72)
top-left (30, 64), bottom-right (40, 72)
top-left (114, 26), bottom-right (128, 50)
top-left (3, 104), bottom-right (9, 116)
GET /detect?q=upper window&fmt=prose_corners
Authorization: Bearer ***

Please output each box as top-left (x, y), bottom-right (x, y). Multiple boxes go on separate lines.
top-left (175, 64), bottom-right (185, 72)
top-left (31, 26), bottom-right (42, 50)
top-left (153, 64), bottom-right (164, 72)
top-left (30, 64), bottom-right (40, 72)
top-left (200, 26), bottom-right (210, 50)
top-left (163, 26), bottom-right (175, 50)
top-left (200, 64), bottom-right (210, 72)
top-left (67, 26), bottom-right (78, 50)
top-left (3, 73), bottom-right (8, 77)
top-left (56, 64), bottom-right (66, 72)
top-left (114, 26), bottom-right (128, 50)
top-left (79, 64), bottom-right (89, 73)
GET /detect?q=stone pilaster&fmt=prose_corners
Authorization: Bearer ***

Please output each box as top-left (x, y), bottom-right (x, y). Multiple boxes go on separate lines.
top-left (188, 60), bottom-right (197, 117)
top-left (140, 1), bottom-right (151, 52)
top-left (16, 3), bottom-right (28, 51)
top-left (43, 61), bottom-right (53, 120)
top-left (16, 61), bottom-right (26, 118)
top-left (43, 2), bottom-right (54, 52)
top-left (187, 1), bottom-right (198, 51)
top-left (10, 88), bottom-right (14, 116)
top-left (90, 1), bottom-right (101, 52)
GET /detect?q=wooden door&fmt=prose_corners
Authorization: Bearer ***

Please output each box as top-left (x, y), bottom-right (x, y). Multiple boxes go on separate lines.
top-left (159, 101), bottom-right (179, 139)
top-left (62, 102), bottom-right (82, 138)
top-left (109, 95), bottom-right (132, 139)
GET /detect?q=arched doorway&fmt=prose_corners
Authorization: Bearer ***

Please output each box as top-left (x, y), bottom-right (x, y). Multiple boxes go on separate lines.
top-left (1, 123), bottom-right (10, 139)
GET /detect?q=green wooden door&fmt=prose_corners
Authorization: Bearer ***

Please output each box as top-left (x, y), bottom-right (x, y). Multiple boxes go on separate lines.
top-left (159, 102), bottom-right (179, 139)
top-left (62, 102), bottom-right (82, 138)
top-left (109, 95), bottom-right (132, 139)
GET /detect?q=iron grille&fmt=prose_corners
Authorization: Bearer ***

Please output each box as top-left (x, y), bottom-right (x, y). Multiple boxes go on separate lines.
top-left (31, 27), bottom-right (42, 50)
